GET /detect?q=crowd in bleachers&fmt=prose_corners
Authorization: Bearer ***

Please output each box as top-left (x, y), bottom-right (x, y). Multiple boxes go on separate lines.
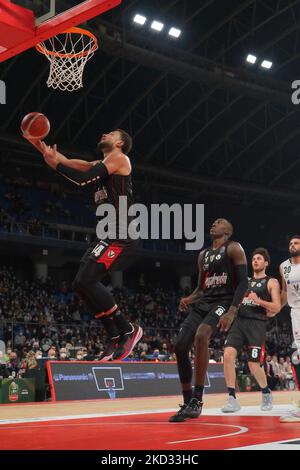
top-left (0, 265), bottom-right (296, 391)
top-left (0, 166), bottom-right (297, 260)
top-left (0, 171), bottom-right (95, 230)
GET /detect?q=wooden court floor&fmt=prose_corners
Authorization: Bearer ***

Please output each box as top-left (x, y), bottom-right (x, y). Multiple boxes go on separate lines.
top-left (0, 390), bottom-right (298, 420)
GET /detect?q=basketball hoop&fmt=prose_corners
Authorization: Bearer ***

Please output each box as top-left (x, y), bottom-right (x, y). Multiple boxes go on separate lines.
top-left (36, 27), bottom-right (98, 92)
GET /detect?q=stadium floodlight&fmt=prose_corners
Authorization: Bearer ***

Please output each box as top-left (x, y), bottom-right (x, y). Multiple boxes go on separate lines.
top-left (168, 27), bottom-right (181, 38)
top-left (246, 54), bottom-right (257, 64)
top-left (133, 14), bottom-right (147, 25)
top-left (261, 60), bottom-right (273, 69)
top-left (151, 20), bottom-right (164, 32)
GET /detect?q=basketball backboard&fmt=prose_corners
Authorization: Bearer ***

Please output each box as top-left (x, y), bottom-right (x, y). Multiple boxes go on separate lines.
top-left (0, 0), bottom-right (122, 62)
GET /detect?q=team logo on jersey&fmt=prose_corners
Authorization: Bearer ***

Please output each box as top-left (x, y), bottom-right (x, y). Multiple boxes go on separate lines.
top-left (94, 187), bottom-right (108, 204)
top-left (251, 281), bottom-right (256, 287)
top-left (216, 254), bottom-right (221, 260)
top-left (92, 241), bottom-right (108, 257)
top-left (205, 273), bottom-right (228, 288)
top-left (242, 296), bottom-right (258, 306)
top-left (256, 283), bottom-right (262, 288)
top-left (210, 255), bottom-right (215, 262)
top-left (107, 250), bottom-right (115, 258)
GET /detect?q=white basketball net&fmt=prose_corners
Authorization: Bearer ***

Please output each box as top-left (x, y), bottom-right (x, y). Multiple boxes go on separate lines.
top-left (37, 29), bottom-right (98, 92)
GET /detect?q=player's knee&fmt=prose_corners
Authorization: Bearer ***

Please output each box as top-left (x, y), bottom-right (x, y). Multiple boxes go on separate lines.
top-left (224, 347), bottom-right (236, 362)
top-left (195, 328), bottom-right (209, 346)
top-left (248, 361), bottom-right (259, 372)
top-left (175, 339), bottom-right (189, 358)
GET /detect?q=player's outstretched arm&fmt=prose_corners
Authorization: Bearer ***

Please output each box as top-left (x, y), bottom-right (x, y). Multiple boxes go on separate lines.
top-left (54, 154), bottom-right (97, 171)
top-left (55, 151), bottom-right (130, 186)
top-left (24, 135), bottom-right (96, 171)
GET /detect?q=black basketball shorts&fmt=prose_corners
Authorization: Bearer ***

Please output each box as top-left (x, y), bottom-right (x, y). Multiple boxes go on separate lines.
top-left (181, 299), bottom-right (232, 334)
top-left (224, 316), bottom-right (267, 363)
top-left (80, 238), bottom-right (139, 272)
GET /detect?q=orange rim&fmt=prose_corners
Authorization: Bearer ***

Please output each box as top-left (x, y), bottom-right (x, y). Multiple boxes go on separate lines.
top-left (36, 27), bottom-right (98, 59)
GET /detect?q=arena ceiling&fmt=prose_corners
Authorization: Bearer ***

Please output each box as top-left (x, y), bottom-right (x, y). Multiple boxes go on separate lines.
top-left (1, 0), bottom-right (300, 206)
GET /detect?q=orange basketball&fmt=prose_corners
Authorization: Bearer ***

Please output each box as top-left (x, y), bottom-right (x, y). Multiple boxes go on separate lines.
top-left (21, 112), bottom-right (50, 139)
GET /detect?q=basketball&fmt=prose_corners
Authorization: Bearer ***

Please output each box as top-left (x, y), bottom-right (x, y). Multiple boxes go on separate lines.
top-left (21, 112), bottom-right (50, 139)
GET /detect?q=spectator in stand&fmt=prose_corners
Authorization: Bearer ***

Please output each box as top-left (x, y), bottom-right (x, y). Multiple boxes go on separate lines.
top-left (47, 347), bottom-right (57, 360)
top-left (59, 348), bottom-right (69, 361)
top-left (264, 354), bottom-right (278, 391)
top-left (14, 330), bottom-right (26, 349)
top-left (284, 356), bottom-right (295, 390)
top-left (35, 350), bottom-right (43, 360)
top-left (209, 349), bottom-right (217, 363)
top-left (76, 349), bottom-right (84, 361)
top-left (278, 357), bottom-right (287, 390)
top-left (271, 354), bottom-right (282, 390)
top-left (7, 351), bottom-right (19, 377)
top-left (25, 351), bottom-right (37, 371)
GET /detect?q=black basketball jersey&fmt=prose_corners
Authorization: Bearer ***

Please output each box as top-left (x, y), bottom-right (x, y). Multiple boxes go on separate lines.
top-left (94, 173), bottom-right (135, 235)
top-left (239, 276), bottom-right (271, 321)
top-left (200, 241), bottom-right (236, 302)
top-left (94, 173), bottom-right (134, 208)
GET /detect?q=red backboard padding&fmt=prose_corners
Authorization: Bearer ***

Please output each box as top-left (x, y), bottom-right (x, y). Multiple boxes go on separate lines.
top-left (0, 0), bottom-right (122, 62)
top-left (0, 1), bottom-right (35, 50)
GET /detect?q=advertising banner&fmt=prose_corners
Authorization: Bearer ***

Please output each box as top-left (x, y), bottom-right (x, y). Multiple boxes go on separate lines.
top-left (47, 361), bottom-right (226, 401)
top-left (0, 378), bottom-right (35, 403)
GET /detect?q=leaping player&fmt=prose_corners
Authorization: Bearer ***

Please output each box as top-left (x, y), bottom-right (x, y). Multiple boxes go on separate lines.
top-left (24, 130), bottom-right (143, 361)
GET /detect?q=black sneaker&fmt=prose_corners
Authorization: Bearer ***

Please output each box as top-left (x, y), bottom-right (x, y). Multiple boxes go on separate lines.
top-left (169, 404), bottom-right (189, 422)
top-left (98, 336), bottom-right (120, 362)
top-left (112, 324), bottom-right (143, 360)
top-left (184, 398), bottom-right (203, 418)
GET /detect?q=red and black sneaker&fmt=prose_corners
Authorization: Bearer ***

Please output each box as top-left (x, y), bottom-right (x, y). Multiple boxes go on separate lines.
top-left (98, 335), bottom-right (120, 362)
top-left (112, 324), bottom-right (143, 361)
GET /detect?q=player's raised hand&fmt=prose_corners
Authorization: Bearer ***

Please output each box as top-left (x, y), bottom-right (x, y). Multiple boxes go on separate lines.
top-left (23, 133), bottom-right (44, 153)
top-left (41, 142), bottom-right (59, 169)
